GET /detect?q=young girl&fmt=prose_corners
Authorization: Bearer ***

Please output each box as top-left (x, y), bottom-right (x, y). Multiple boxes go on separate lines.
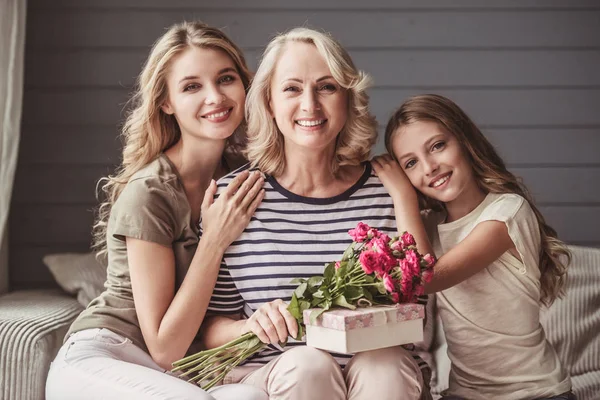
top-left (45, 22), bottom-right (267, 400)
top-left (372, 94), bottom-right (574, 400)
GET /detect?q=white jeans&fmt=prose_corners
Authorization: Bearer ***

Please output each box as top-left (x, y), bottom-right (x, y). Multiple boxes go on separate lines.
top-left (46, 328), bottom-right (268, 400)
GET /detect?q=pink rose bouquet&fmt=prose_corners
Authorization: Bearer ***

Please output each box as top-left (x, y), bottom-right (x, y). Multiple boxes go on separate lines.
top-left (171, 223), bottom-right (435, 389)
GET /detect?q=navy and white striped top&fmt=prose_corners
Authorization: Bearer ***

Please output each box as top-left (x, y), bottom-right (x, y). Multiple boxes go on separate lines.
top-left (205, 162), bottom-right (428, 369)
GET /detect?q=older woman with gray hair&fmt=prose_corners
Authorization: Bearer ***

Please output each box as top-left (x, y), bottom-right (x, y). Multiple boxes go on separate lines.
top-left (199, 27), bottom-right (430, 400)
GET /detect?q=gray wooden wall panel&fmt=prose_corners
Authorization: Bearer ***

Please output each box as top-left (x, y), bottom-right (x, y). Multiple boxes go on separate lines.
top-left (9, 1), bottom-right (600, 289)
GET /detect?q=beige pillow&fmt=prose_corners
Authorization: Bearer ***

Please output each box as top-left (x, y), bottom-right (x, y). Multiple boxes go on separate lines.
top-left (43, 252), bottom-right (107, 307)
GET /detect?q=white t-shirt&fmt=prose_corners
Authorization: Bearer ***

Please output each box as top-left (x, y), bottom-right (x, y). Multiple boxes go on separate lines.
top-left (433, 192), bottom-right (571, 400)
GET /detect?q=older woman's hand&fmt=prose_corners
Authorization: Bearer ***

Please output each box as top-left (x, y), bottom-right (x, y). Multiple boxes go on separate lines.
top-left (240, 299), bottom-right (298, 345)
top-left (371, 154), bottom-right (417, 203)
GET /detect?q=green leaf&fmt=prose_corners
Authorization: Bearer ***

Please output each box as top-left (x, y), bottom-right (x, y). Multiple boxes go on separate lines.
top-left (342, 243), bottom-right (354, 260)
top-left (333, 295), bottom-right (356, 310)
top-left (309, 308), bottom-right (327, 325)
top-left (290, 278), bottom-right (306, 285)
top-left (344, 286), bottom-right (363, 301)
top-left (307, 276), bottom-right (324, 287)
top-left (311, 297), bottom-right (324, 307)
top-left (313, 289), bottom-right (324, 299)
top-left (364, 275), bottom-right (374, 284)
top-left (294, 324), bottom-right (305, 341)
top-left (376, 282), bottom-right (387, 295)
top-left (299, 299), bottom-right (311, 314)
top-left (294, 282), bottom-right (308, 299)
top-left (287, 293), bottom-right (302, 320)
top-left (323, 263), bottom-right (335, 281)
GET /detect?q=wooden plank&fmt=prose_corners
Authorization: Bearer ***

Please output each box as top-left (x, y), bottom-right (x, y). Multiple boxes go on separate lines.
top-left (369, 88), bottom-right (600, 127)
top-left (540, 206), bottom-right (600, 243)
top-left (373, 128), bottom-right (600, 165)
top-left (27, 0), bottom-right (600, 10)
top-left (18, 126), bottom-right (122, 165)
top-left (26, 10), bottom-right (600, 49)
top-left (12, 165), bottom-right (109, 204)
top-left (21, 88), bottom-right (600, 126)
top-left (10, 164), bottom-right (600, 205)
top-left (25, 49), bottom-right (600, 88)
top-left (9, 205), bottom-right (95, 245)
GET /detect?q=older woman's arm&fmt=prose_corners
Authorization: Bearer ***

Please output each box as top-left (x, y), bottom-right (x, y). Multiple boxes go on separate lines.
top-left (201, 299), bottom-right (298, 349)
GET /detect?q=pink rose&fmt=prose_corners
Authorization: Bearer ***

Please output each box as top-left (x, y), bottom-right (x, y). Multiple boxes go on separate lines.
top-left (401, 232), bottom-right (416, 248)
top-left (383, 273), bottom-right (396, 293)
top-left (359, 250), bottom-right (379, 274)
top-left (414, 284), bottom-right (425, 297)
top-left (422, 268), bottom-right (434, 283)
top-left (391, 240), bottom-right (403, 252)
top-left (405, 250), bottom-right (421, 276)
top-left (348, 222), bottom-right (370, 242)
top-left (390, 292), bottom-right (400, 303)
top-left (335, 261), bottom-right (341, 270)
top-left (423, 253), bottom-right (436, 268)
top-left (369, 237), bottom-right (392, 255)
top-left (367, 228), bottom-right (380, 239)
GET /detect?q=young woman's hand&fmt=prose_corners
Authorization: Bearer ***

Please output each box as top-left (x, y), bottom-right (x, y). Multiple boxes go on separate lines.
top-left (240, 299), bottom-right (298, 345)
top-left (371, 154), bottom-right (417, 203)
top-left (201, 170), bottom-right (265, 251)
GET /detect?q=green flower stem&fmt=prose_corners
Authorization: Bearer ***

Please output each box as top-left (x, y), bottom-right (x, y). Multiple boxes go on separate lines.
top-left (172, 332), bottom-right (256, 368)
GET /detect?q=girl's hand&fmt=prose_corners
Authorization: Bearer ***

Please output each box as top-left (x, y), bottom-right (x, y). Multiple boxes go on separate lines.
top-left (201, 170), bottom-right (265, 251)
top-left (371, 154), bottom-right (417, 202)
top-left (240, 299), bottom-right (298, 345)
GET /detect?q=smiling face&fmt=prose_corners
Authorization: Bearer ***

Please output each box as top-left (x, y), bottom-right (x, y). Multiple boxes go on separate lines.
top-left (268, 41), bottom-right (348, 154)
top-left (391, 120), bottom-right (482, 208)
top-left (162, 46), bottom-right (246, 142)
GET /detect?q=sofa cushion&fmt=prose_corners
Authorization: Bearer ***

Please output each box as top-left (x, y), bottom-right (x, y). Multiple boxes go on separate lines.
top-left (0, 290), bottom-right (82, 400)
top-left (43, 252), bottom-right (106, 307)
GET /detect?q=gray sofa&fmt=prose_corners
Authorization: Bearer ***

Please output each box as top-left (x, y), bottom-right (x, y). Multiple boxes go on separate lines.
top-left (1, 246), bottom-right (598, 400)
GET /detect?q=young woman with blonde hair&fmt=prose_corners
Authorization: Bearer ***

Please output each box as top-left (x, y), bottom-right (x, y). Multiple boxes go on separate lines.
top-left (200, 27), bottom-right (429, 400)
top-left (373, 94), bottom-right (573, 400)
top-left (46, 21), bottom-right (267, 400)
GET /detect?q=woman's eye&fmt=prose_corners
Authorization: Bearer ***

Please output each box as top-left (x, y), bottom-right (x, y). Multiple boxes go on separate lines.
top-left (183, 83), bottom-right (200, 92)
top-left (218, 75), bottom-right (235, 84)
top-left (405, 160), bottom-right (416, 169)
top-left (432, 141), bottom-right (445, 151)
top-left (319, 83), bottom-right (337, 92)
top-left (284, 86), bottom-right (300, 93)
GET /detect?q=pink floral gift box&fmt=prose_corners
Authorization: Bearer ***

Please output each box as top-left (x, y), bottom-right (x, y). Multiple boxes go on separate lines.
top-left (303, 303), bottom-right (425, 354)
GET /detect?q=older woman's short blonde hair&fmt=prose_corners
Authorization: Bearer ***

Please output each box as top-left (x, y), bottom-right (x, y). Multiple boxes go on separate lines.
top-left (245, 27), bottom-right (378, 176)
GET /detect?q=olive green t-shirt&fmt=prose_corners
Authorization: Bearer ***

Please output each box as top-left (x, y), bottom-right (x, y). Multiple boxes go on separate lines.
top-left (67, 154), bottom-right (199, 351)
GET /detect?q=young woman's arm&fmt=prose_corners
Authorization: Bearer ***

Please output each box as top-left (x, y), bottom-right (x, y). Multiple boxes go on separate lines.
top-left (128, 171), bottom-right (264, 370)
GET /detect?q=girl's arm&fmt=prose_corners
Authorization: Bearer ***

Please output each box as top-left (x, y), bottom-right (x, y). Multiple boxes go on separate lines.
top-left (129, 171), bottom-right (264, 370)
top-left (372, 155), bottom-right (517, 294)
top-left (371, 155), bottom-right (434, 258)
top-left (424, 220), bottom-right (515, 293)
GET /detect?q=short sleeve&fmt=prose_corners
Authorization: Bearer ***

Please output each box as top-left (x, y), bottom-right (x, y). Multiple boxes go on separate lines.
top-left (109, 177), bottom-right (178, 247)
top-left (477, 194), bottom-right (541, 274)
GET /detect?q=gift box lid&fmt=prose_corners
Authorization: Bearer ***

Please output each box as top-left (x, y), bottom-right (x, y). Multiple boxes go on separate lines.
top-left (303, 303), bottom-right (424, 331)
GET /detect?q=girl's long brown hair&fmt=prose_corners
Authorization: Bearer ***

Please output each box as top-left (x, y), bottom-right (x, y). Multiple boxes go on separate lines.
top-left (384, 94), bottom-right (570, 306)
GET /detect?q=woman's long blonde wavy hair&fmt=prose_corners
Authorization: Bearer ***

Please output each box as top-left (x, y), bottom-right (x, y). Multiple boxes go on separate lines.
top-left (92, 21), bottom-right (252, 255)
top-left (384, 94), bottom-right (570, 306)
top-left (245, 27), bottom-right (378, 176)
